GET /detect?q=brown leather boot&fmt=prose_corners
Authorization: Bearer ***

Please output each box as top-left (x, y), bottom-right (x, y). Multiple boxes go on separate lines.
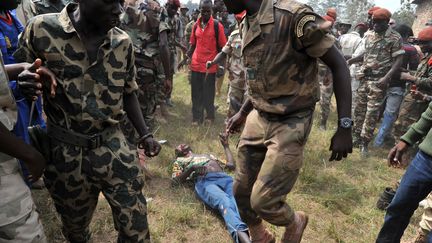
top-left (249, 223), bottom-right (275, 243)
top-left (281, 211), bottom-right (309, 243)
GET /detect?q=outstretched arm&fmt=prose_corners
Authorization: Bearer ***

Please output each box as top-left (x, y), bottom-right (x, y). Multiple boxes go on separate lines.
top-left (320, 45), bottom-right (353, 161)
top-left (219, 133), bottom-right (235, 170)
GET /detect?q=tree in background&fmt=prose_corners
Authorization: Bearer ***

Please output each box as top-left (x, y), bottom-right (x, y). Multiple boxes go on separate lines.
top-left (392, 1), bottom-right (416, 26)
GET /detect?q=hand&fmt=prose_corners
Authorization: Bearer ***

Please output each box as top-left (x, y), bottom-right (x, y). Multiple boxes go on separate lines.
top-left (225, 162), bottom-right (235, 171)
top-left (225, 111), bottom-right (247, 135)
top-left (193, 165), bottom-right (207, 176)
top-left (329, 128), bottom-right (353, 161)
top-left (219, 132), bottom-right (229, 147)
top-left (164, 78), bottom-right (173, 94)
top-left (206, 61), bottom-right (213, 70)
top-left (376, 76), bottom-right (389, 89)
top-left (138, 136), bottom-right (161, 157)
top-left (410, 90), bottom-right (426, 101)
top-left (17, 59), bottom-right (57, 101)
top-left (388, 141), bottom-right (409, 168)
top-left (24, 149), bottom-right (46, 182)
top-left (400, 72), bottom-right (415, 81)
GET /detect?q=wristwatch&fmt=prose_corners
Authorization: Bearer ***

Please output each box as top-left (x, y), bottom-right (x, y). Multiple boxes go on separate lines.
top-left (338, 117), bottom-right (353, 129)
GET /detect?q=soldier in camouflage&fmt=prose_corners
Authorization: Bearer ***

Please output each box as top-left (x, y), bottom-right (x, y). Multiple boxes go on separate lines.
top-left (223, 0), bottom-right (353, 242)
top-left (393, 26), bottom-right (432, 147)
top-left (207, 11), bottom-right (247, 118)
top-left (120, 0), bottom-right (172, 135)
top-left (20, 0), bottom-right (72, 24)
top-left (14, 1), bottom-right (161, 242)
top-left (183, 8), bottom-right (199, 83)
top-left (0, 52), bottom-right (56, 242)
top-left (348, 8), bottom-right (404, 156)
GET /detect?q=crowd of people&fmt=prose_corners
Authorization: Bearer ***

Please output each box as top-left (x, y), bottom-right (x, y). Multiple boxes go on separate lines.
top-left (0, 0), bottom-right (432, 242)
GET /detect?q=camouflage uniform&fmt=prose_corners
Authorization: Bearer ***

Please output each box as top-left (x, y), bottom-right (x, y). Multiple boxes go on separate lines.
top-left (20, 0), bottom-right (71, 23)
top-left (121, 0), bottom-right (169, 133)
top-left (222, 26), bottom-right (247, 117)
top-left (14, 4), bottom-right (150, 242)
top-left (353, 28), bottom-right (404, 143)
top-left (0, 53), bottom-right (46, 242)
top-left (235, 0), bottom-right (334, 227)
top-left (393, 53), bottom-right (432, 141)
top-left (318, 61), bottom-right (333, 125)
top-left (184, 20), bottom-right (195, 82)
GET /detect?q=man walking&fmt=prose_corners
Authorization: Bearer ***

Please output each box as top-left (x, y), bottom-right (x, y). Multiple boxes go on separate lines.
top-left (223, 0), bottom-right (353, 242)
top-left (14, 0), bottom-right (161, 242)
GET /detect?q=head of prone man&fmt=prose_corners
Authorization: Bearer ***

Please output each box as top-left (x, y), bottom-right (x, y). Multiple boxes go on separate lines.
top-left (175, 144), bottom-right (193, 158)
top-left (74, 0), bottom-right (123, 34)
top-left (372, 8), bottom-right (392, 34)
top-left (0, 0), bottom-right (19, 11)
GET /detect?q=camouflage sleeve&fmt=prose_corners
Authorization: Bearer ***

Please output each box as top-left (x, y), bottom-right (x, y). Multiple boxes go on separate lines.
top-left (401, 101), bottom-right (432, 145)
top-left (221, 34), bottom-right (233, 55)
top-left (391, 37), bottom-right (405, 58)
top-left (159, 8), bottom-right (170, 33)
top-left (176, 17), bottom-right (184, 39)
top-left (293, 12), bottom-right (335, 58)
top-left (124, 42), bottom-right (139, 94)
top-left (13, 18), bottom-right (39, 63)
top-left (416, 60), bottom-right (432, 91)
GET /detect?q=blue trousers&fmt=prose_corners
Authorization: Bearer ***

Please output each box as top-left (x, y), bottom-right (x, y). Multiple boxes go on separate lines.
top-left (195, 172), bottom-right (248, 242)
top-left (376, 151), bottom-right (432, 242)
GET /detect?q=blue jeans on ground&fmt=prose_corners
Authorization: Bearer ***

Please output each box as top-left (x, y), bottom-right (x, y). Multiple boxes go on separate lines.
top-left (376, 151), bottom-right (432, 242)
top-left (195, 172), bottom-right (248, 242)
top-left (374, 87), bottom-right (405, 147)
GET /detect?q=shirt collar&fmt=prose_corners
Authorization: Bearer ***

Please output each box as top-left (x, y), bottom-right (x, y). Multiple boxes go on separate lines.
top-left (58, 3), bottom-right (77, 34)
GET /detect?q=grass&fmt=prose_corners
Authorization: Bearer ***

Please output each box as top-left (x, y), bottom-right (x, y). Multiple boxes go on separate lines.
top-left (31, 71), bottom-right (421, 242)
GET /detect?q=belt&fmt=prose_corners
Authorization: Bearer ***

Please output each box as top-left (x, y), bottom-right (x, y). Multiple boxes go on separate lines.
top-left (47, 123), bottom-right (117, 149)
top-left (258, 108), bottom-right (313, 122)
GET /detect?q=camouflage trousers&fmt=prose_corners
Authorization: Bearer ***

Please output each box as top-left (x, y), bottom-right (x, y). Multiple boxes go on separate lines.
top-left (353, 80), bottom-right (386, 143)
top-left (234, 109), bottom-right (313, 226)
top-left (0, 206), bottom-right (46, 243)
top-left (393, 94), bottom-right (429, 142)
top-left (227, 70), bottom-right (247, 117)
top-left (44, 128), bottom-right (149, 243)
top-left (319, 66), bottom-right (333, 123)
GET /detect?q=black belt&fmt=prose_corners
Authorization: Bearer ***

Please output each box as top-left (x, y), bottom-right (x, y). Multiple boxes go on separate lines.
top-left (257, 108), bottom-right (313, 122)
top-left (47, 123), bottom-right (117, 149)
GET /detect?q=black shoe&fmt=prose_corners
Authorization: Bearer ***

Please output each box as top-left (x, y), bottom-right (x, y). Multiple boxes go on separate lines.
top-left (360, 143), bottom-right (369, 157)
top-left (166, 98), bottom-right (174, 107)
top-left (376, 187), bottom-right (396, 210)
top-left (319, 120), bottom-right (327, 130)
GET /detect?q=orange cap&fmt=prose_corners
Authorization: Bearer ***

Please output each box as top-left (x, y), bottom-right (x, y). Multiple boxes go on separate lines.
top-left (368, 6), bottom-right (381, 16)
top-left (326, 8), bottom-right (337, 20)
top-left (418, 26), bottom-right (432, 42)
top-left (372, 8), bottom-right (392, 21)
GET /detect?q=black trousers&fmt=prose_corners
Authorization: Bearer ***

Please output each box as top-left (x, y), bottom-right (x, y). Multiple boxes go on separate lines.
top-left (191, 71), bottom-right (216, 123)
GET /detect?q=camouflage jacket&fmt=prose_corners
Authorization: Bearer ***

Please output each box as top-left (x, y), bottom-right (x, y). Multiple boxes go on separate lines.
top-left (168, 14), bottom-right (183, 52)
top-left (14, 3), bottom-right (138, 134)
top-left (0, 53), bottom-right (33, 227)
top-left (120, 0), bottom-right (170, 57)
top-left (241, 0), bottom-right (334, 115)
top-left (222, 27), bottom-right (243, 76)
top-left (184, 20), bottom-right (195, 46)
top-left (361, 28), bottom-right (404, 78)
top-left (414, 53), bottom-right (432, 95)
top-left (21, 0), bottom-right (71, 22)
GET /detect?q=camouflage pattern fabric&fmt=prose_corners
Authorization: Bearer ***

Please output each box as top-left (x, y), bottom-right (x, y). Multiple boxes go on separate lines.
top-left (222, 27), bottom-right (247, 117)
top-left (318, 62), bottom-right (333, 123)
top-left (14, 4), bottom-right (150, 242)
top-left (353, 28), bottom-right (404, 143)
top-left (241, 0), bottom-right (334, 115)
top-left (419, 193), bottom-right (432, 235)
top-left (234, 0), bottom-right (332, 227)
top-left (120, 0), bottom-right (169, 131)
top-left (20, 0), bottom-right (71, 23)
top-left (234, 110), bottom-right (313, 226)
top-left (184, 20), bottom-right (195, 48)
top-left (393, 53), bottom-right (432, 141)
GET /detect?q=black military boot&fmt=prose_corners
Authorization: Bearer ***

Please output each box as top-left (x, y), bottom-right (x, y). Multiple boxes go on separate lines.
top-left (319, 119), bottom-right (327, 130)
top-left (360, 140), bottom-right (369, 157)
top-left (376, 187), bottom-right (396, 210)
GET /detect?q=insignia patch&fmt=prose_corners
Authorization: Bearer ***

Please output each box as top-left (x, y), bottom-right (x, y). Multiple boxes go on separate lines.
top-left (296, 15), bottom-right (316, 38)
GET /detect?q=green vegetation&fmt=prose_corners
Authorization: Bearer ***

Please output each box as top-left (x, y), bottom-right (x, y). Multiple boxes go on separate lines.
top-left (32, 72), bottom-right (421, 242)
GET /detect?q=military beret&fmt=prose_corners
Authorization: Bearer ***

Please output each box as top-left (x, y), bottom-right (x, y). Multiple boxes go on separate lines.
top-left (372, 8), bottom-right (392, 21)
top-left (368, 6), bottom-right (381, 16)
top-left (355, 22), bottom-right (368, 31)
top-left (418, 26), bottom-right (432, 42)
top-left (326, 8), bottom-right (337, 20)
top-left (323, 15), bottom-right (335, 24)
top-left (235, 10), bottom-right (246, 22)
top-left (168, 0), bottom-right (181, 8)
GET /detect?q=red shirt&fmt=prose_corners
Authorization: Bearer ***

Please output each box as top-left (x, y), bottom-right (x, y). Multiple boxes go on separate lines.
top-left (190, 16), bottom-right (227, 73)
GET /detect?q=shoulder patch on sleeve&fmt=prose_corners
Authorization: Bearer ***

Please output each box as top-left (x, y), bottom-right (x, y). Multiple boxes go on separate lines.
top-left (296, 15), bottom-right (315, 38)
